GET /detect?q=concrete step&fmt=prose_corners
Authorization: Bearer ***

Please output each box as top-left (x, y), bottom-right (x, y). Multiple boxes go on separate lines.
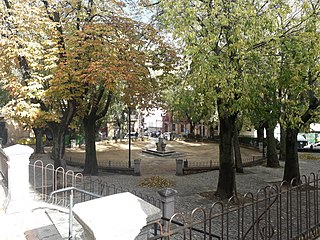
top-left (24, 209), bottom-right (63, 240)
top-left (0, 207), bottom-right (63, 240)
top-left (44, 205), bottom-right (84, 239)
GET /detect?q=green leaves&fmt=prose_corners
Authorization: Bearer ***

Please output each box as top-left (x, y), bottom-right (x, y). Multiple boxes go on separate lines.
top-left (154, 0), bottom-right (320, 131)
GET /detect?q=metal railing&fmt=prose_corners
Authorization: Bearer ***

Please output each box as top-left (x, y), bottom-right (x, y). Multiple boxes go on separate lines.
top-left (66, 158), bottom-right (135, 175)
top-left (49, 187), bottom-right (101, 240)
top-left (150, 172), bottom-right (320, 239)
top-left (30, 160), bottom-right (161, 209)
top-left (182, 156), bottom-right (265, 175)
top-left (66, 158), bottom-right (130, 168)
top-left (30, 160), bottom-right (84, 205)
top-left (30, 161), bottom-right (163, 239)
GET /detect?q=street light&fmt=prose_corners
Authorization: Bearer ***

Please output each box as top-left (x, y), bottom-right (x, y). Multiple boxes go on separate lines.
top-left (128, 107), bottom-right (131, 168)
top-left (200, 120), bottom-right (204, 139)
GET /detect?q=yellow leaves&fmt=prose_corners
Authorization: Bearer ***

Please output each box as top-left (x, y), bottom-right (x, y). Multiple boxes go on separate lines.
top-left (0, 0), bottom-right (176, 129)
top-left (139, 176), bottom-right (175, 188)
top-left (3, 98), bottom-right (45, 125)
top-left (60, 21), bottom-right (155, 96)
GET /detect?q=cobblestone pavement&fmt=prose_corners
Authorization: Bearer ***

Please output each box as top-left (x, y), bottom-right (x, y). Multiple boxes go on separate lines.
top-left (60, 139), bottom-right (320, 214)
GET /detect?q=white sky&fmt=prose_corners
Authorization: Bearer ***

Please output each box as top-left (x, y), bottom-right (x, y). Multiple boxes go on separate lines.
top-left (144, 108), bottom-right (163, 128)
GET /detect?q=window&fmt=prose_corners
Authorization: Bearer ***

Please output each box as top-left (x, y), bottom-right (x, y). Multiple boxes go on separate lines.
top-left (172, 124), bottom-right (176, 131)
top-left (181, 124), bottom-right (184, 132)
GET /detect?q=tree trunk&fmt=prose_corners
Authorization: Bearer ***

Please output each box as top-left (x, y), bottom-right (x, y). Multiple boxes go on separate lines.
top-left (256, 124), bottom-right (264, 148)
top-left (33, 127), bottom-right (44, 154)
top-left (215, 113), bottom-right (237, 199)
top-left (190, 122), bottom-right (195, 136)
top-left (83, 117), bottom-right (98, 175)
top-left (279, 124), bottom-right (286, 161)
top-left (265, 123), bottom-right (280, 168)
top-left (234, 130), bottom-right (243, 173)
top-left (210, 125), bottom-right (214, 138)
top-left (50, 124), bottom-right (66, 170)
top-left (283, 127), bottom-right (300, 185)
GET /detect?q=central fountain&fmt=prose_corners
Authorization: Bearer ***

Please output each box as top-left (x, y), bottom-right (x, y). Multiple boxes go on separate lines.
top-left (143, 135), bottom-right (176, 157)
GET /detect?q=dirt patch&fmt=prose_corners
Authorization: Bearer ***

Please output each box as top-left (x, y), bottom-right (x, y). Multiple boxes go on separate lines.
top-left (64, 139), bottom-right (261, 175)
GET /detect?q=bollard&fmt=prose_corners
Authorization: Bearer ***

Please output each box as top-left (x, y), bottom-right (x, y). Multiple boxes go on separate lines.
top-left (134, 159), bottom-right (141, 176)
top-left (176, 159), bottom-right (184, 176)
top-left (184, 159), bottom-right (188, 168)
top-left (158, 188), bottom-right (177, 231)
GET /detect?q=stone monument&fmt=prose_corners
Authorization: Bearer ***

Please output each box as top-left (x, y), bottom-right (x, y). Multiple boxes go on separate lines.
top-left (156, 135), bottom-right (166, 152)
top-left (142, 134), bottom-right (176, 157)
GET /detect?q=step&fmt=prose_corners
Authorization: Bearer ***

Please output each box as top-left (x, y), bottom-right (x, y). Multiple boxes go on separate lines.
top-left (44, 205), bottom-right (84, 239)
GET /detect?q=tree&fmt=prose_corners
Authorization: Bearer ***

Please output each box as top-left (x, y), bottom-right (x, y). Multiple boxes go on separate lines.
top-left (61, 18), bottom-right (176, 174)
top-left (245, 0), bottom-right (320, 183)
top-left (107, 98), bottom-right (128, 141)
top-left (165, 79), bottom-right (212, 137)
top-left (0, 1), bottom-right (61, 154)
top-left (152, 0), bottom-right (277, 199)
top-left (0, 83), bottom-right (9, 108)
top-left (277, 8), bottom-right (320, 183)
top-left (244, 0), bottom-right (320, 179)
top-left (234, 119), bottom-right (243, 173)
top-left (243, 48), bottom-right (281, 168)
top-left (1, 0), bottom-right (151, 168)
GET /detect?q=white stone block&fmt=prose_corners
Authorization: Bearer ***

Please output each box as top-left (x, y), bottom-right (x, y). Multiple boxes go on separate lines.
top-left (73, 192), bottom-right (161, 240)
top-left (4, 144), bottom-right (33, 213)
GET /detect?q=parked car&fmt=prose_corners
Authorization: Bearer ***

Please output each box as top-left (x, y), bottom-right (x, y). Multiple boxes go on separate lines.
top-left (124, 132), bottom-right (138, 139)
top-left (297, 134), bottom-right (308, 149)
top-left (163, 132), bottom-right (172, 140)
top-left (150, 131), bottom-right (161, 138)
top-left (303, 142), bottom-right (320, 149)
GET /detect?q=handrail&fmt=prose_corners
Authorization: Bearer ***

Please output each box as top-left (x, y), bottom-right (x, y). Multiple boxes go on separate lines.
top-left (49, 186), bottom-right (101, 199)
top-left (49, 187), bottom-right (101, 240)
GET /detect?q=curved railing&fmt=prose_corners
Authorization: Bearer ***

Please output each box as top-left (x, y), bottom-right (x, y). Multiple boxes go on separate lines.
top-left (49, 186), bottom-right (101, 240)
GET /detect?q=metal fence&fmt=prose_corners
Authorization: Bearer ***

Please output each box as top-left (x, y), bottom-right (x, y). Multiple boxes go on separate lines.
top-left (0, 148), bottom-right (8, 187)
top-left (30, 160), bottom-right (161, 209)
top-left (182, 156), bottom-right (265, 175)
top-left (66, 158), bottom-right (129, 168)
top-left (30, 160), bottom-right (320, 240)
top-left (150, 172), bottom-right (320, 240)
top-left (30, 160), bottom-right (84, 205)
top-left (66, 158), bottom-right (135, 175)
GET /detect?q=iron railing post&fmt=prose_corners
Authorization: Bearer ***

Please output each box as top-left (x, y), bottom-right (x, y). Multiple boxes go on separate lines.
top-left (69, 188), bottom-right (74, 240)
top-left (50, 187), bottom-right (101, 239)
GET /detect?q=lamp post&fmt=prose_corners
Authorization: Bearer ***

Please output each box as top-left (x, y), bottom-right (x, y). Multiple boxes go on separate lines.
top-left (200, 119), bottom-right (204, 139)
top-left (128, 107), bottom-right (131, 168)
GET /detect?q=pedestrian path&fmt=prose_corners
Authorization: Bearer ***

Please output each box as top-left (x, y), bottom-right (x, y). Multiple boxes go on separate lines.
top-left (0, 173), bottom-right (79, 240)
top-left (0, 201), bottom-right (62, 240)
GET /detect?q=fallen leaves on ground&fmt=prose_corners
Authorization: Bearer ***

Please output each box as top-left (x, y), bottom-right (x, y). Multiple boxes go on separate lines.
top-left (139, 176), bottom-right (175, 188)
top-left (299, 153), bottom-right (320, 160)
